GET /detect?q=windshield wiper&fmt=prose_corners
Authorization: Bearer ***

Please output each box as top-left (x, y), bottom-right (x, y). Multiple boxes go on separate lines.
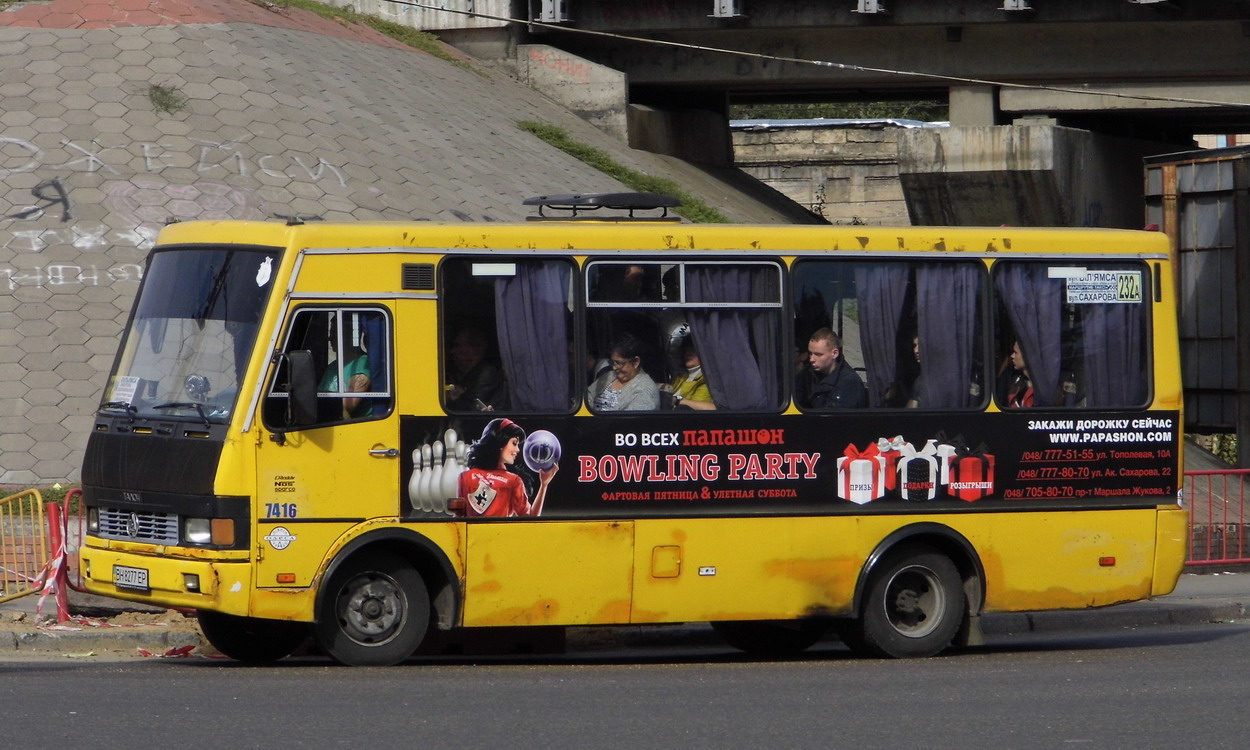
top-left (100, 401), bottom-right (137, 421)
top-left (152, 401), bottom-right (212, 428)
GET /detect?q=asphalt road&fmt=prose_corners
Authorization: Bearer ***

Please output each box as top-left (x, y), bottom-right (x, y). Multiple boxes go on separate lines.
top-left (3, 621), bottom-right (1249, 749)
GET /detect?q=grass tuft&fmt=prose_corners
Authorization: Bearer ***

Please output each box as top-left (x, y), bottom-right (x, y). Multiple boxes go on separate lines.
top-left (148, 82), bottom-right (188, 114)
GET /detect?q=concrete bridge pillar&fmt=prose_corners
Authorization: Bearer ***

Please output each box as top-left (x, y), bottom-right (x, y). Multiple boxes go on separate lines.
top-left (897, 125), bottom-right (1173, 229)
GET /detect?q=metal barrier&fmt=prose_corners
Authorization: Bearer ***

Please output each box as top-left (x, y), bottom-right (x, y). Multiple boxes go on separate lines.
top-left (1185, 469), bottom-right (1250, 566)
top-left (0, 489), bottom-right (49, 603)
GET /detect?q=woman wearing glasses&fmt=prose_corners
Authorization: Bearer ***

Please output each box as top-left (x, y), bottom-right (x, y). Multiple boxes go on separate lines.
top-left (588, 331), bottom-right (660, 411)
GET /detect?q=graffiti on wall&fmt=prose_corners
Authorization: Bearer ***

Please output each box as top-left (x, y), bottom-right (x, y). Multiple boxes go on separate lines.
top-left (0, 136), bottom-right (350, 187)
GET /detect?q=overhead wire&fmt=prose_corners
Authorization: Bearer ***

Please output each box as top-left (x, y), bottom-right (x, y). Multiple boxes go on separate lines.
top-left (381, 0), bottom-right (1250, 110)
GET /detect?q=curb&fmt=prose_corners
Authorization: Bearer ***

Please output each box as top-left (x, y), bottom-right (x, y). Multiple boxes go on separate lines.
top-left (0, 626), bottom-right (202, 655)
top-left (981, 599), bottom-right (1250, 636)
top-left (2, 600), bottom-right (1246, 655)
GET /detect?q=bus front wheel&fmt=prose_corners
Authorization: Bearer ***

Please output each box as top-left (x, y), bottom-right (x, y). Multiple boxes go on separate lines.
top-left (195, 610), bottom-right (309, 663)
top-left (314, 551), bottom-right (430, 666)
top-left (856, 545), bottom-right (964, 659)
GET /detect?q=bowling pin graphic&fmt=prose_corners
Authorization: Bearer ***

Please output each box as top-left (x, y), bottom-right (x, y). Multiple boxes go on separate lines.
top-left (408, 447), bottom-right (424, 510)
top-left (441, 429), bottom-right (462, 512)
top-left (430, 440), bottom-right (445, 513)
top-left (418, 443), bottom-right (434, 512)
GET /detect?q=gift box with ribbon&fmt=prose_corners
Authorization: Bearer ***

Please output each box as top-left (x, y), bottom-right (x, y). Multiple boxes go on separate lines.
top-left (836, 443), bottom-right (887, 505)
top-left (946, 442), bottom-right (996, 502)
top-left (874, 435), bottom-right (906, 492)
top-left (897, 438), bottom-right (940, 501)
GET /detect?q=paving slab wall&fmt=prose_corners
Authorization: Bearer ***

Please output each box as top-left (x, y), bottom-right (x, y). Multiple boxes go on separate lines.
top-left (0, 4), bottom-right (806, 484)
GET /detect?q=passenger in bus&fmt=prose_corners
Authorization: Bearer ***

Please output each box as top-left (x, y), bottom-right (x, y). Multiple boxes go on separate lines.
top-left (596, 264), bottom-right (660, 302)
top-left (320, 324), bottom-right (372, 420)
top-left (905, 334), bottom-right (924, 408)
top-left (588, 332), bottom-right (661, 411)
top-left (446, 326), bottom-right (508, 411)
top-left (458, 418), bottom-right (557, 517)
top-left (1004, 340), bottom-right (1035, 408)
top-left (795, 328), bottom-right (867, 409)
top-left (668, 338), bottom-right (715, 410)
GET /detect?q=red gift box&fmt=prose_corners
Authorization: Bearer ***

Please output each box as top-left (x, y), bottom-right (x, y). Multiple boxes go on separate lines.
top-left (947, 450), bottom-right (996, 502)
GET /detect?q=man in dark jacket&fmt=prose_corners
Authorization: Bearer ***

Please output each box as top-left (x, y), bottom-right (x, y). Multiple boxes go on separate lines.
top-left (795, 327), bottom-right (867, 409)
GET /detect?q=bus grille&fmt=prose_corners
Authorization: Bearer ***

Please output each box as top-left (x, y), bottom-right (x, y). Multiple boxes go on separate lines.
top-left (98, 508), bottom-right (179, 544)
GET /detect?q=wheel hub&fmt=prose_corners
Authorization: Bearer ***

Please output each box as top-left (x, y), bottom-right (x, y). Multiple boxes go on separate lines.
top-left (885, 566), bottom-right (944, 639)
top-left (340, 574), bottom-right (405, 645)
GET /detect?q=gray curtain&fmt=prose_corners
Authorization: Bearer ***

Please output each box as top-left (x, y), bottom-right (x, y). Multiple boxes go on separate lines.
top-left (685, 265), bottom-right (780, 410)
top-left (995, 264), bottom-right (1063, 407)
top-left (1081, 300), bottom-right (1145, 406)
top-left (495, 261), bottom-right (570, 411)
top-left (916, 264), bottom-right (980, 408)
top-left (854, 264), bottom-right (909, 407)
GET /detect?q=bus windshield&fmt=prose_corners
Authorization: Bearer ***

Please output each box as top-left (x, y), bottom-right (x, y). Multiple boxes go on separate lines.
top-left (100, 247), bottom-right (278, 423)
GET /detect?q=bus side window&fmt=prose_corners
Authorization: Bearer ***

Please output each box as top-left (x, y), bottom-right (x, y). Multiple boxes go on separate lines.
top-left (264, 307), bottom-right (393, 428)
top-left (440, 258), bottom-right (576, 413)
top-left (586, 261), bottom-right (785, 412)
top-left (993, 261), bottom-right (1149, 409)
top-left (792, 260), bottom-right (985, 410)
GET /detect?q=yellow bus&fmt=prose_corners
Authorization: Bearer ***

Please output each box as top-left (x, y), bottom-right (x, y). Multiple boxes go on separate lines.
top-left (79, 194), bottom-right (1187, 665)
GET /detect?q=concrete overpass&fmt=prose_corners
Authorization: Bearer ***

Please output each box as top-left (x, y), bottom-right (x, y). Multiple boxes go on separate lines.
top-left (526, 0), bottom-right (1250, 142)
top-left (370, 1), bottom-right (1250, 228)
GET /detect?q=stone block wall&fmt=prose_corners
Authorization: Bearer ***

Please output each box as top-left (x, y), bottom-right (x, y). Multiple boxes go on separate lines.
top-left (730, 120), bottom-right (926, 226)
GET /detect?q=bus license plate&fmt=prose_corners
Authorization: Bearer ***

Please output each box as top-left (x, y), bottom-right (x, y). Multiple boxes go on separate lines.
top-left (113, 565), bottom-right (149, 591)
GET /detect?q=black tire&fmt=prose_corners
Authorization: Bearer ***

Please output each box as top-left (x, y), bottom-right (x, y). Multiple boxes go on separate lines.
top-left (195, 610), bottom-right (309, 664)
top-left (314, 551), bottom-right (430, 666)
top-left (858, 545), bottom-right (964, 659)
top-left (711, 620), bottom-right (827, 657)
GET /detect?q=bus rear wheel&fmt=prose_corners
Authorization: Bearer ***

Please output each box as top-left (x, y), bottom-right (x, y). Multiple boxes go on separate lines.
top-left (856, 545), bottom-right (964, 659)
top-left (314, 551), bottom-right (430, 666)
top-left (195, 611), bottom-right (309, 663)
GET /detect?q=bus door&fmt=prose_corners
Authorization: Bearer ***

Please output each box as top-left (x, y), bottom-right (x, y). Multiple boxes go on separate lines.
top-left (462, 520), bottom-right (636, 628)
top-left (255, 305), bottom-right (399, 590)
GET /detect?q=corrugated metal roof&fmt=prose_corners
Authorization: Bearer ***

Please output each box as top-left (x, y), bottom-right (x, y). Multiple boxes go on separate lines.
top-left (730, 118), bottom-right (949, 131)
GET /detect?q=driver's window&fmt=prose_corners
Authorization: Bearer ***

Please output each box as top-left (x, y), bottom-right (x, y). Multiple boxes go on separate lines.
top-left (265, 306), bottom-right (393, 427)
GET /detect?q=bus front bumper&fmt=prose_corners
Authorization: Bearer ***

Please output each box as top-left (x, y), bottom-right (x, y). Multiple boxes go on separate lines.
top-left (80, 544), bottom-right (254, 615)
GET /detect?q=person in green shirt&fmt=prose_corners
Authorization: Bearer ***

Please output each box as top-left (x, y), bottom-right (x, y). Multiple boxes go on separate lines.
top-left (320, 318), bottom-right (374, 420)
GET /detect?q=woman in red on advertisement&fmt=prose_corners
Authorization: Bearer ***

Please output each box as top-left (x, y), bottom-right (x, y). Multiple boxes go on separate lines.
top-left (458, 418), bottom-right (559, 517)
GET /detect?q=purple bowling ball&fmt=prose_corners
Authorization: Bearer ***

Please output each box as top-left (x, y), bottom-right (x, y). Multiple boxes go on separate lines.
top-left (523, 430), bottom-right (562, 472)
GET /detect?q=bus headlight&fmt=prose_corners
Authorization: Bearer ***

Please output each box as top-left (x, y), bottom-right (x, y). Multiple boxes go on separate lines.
top-left (184, 518), bottom-right (212, 544)
top-left (87, 507), bottom-right (99, 533)
top-left (184, 518), bottom-right (236, 546)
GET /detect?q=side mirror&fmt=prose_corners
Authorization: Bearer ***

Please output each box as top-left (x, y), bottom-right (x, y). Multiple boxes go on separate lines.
top-left (286, 350), bottom-right (318, 426)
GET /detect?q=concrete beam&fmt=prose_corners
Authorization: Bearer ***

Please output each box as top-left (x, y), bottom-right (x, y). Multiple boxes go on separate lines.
top-left (1001, 81), bottom-right (1250, 113)
top-left (950, 85), bottom-right (997, 126)
top-left (557, 21), bottom-right (1250, 94)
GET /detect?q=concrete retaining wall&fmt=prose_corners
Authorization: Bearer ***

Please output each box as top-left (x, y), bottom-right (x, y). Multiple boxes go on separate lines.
top-left (730, 121), bottom-right (922, 226)
top-left (517, 45), bottom-right (627, 140)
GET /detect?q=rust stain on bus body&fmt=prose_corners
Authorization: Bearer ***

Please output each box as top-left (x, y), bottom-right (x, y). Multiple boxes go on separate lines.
top-left (475, 599), bottom-right (563, 627)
